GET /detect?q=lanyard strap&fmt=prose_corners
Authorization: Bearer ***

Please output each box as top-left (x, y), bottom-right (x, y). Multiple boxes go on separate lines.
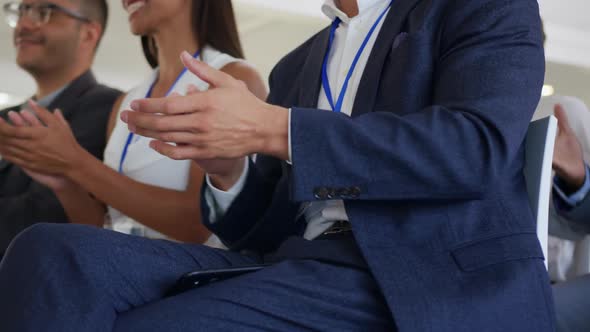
top-left (118, 49), bottom-right (201, 173)
top-left (321, 1), bottom-right (393, 113)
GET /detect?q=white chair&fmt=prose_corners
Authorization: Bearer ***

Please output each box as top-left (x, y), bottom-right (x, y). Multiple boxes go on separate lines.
top-left (524, 116), bottom-right (558, 269)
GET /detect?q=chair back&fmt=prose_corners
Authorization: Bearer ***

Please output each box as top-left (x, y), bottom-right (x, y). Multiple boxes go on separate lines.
top-left (524, 116), bottom-right (558, 269)
top-left (575, 236), bottom-right (590, 275)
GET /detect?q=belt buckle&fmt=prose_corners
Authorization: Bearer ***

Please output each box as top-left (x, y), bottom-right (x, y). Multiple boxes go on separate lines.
top-left (322, 220), bottom-right (352, 235)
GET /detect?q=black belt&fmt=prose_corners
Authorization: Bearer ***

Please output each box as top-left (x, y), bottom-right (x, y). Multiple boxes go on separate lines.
top-left (266, 221), bottom-right (365, 269)
top-left (319, 220), bottom-right (353, 237)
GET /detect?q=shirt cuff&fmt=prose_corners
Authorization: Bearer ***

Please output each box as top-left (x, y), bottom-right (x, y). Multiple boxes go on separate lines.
top-left (553, 165), bottom-right (590, 209)
top-left (204, 157), bottom-right (250, 223)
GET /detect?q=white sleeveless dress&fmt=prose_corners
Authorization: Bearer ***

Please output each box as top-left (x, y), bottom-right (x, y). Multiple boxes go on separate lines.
top-left (103, 46), bottom-right (242, 242)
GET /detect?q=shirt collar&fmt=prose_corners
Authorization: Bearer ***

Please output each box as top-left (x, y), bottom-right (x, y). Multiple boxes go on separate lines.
top-left (322, 0), bottom-right (387, 24)
top-left (35, 84), bottom-right (68, 108)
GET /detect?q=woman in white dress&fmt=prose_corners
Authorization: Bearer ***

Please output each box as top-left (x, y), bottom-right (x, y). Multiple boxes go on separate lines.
top-left (2, 0), bottom-right (266, 243)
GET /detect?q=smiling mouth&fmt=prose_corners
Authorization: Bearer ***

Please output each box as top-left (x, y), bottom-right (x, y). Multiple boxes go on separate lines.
top-left (15, 38), bottom-right (43, 47)
top-left (125, 0), bottom-right (146, 17)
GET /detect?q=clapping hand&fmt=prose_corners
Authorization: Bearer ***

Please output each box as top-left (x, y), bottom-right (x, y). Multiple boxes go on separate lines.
top-left (553, 104), bottom-right (587, 191)
top-left (0, 102), bottom-right (78, 190)
top-left (122, 51), bottom-right (289, 189)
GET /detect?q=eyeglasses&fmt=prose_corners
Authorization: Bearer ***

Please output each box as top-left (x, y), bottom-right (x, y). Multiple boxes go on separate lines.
top-left (2, 1), bottom-right (90, 28)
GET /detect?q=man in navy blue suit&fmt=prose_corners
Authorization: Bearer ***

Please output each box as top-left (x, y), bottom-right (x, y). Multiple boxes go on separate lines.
top-left (0, 0), bottom-right (554, 330)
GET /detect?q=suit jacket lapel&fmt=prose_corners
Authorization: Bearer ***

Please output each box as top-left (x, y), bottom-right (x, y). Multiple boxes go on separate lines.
top-left (298, 27), bottom-right (331, 108)
top-left (352, 0), bottom-right (422, 117)
top-left (0, 104), bottom-right (24, 171)
top-left (47, 71), bottom-right (97, 117)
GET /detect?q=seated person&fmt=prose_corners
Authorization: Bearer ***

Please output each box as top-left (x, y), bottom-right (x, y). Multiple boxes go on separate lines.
top-left (0, 0), bottom-right (265, 245)
top-left (0, 0), bottom-right (554, 330)
top-left (536, 97), bottom-right (590, 332)
top-left (0, 0), bottom-right (121, 256)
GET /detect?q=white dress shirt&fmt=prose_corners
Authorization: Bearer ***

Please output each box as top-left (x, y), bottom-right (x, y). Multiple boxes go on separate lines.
top-left (205, 0), bottom-right (391, 240)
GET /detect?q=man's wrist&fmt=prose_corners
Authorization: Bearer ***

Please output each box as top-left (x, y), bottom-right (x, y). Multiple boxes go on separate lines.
top-left (556, 165), bottom-right (587, 194)
top-left (554, 164), bottom-right (590, 208)
top-left (208, 158), bottom-right (247, 191)
top-left (554, 157), bottom-right (587, 193)
top-left (258, 104), bottom-right (290, 161)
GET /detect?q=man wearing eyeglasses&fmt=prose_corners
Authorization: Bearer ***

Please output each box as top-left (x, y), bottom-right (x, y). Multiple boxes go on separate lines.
top-left (0, 0), bottom-right (120, 256)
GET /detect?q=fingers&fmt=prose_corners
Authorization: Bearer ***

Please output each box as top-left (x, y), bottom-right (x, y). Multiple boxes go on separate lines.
top-left (7, 111), bottom-right (27, 127)
top-left (28, 100), bottom-right (55, 126)
top-left (127, 56), bottom-right (233, 115)
top-left (124, 112), bottom-right (198, 134)
top-left (20, 110), bottom-right (43, 127)
top-left (186, 84), bottom-right (199, 95)
top-left (554, 104), bottom-right (573, 135)
top-left (0, 117), bottom-right (38, 139)
top-left (1, 154), bottom-right (29, 169)
top-left (55, 109), bottom-right (67, 125)
top-left (129, 127), bottom-right (201, 144)
top-left (128, 93), bottom-right (209, 115)
top-left (53, 109), bottom-right (72, 131)
top-left (3, 154), bottom-right (47, 174)
top-left (180, 51), bottom-right (235, 89)
top-left (0, 117), bottom-right (11, 136)
top-left (149, 140), bottom-right (203, 160)
top-left (0, 135), bottom-right (37, 150)
top-left (0, 143), bottom-right (33, 164)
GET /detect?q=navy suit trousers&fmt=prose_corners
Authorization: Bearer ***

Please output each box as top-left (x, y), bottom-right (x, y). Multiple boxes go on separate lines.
top-left (0, 224), bottom-right (394, 331)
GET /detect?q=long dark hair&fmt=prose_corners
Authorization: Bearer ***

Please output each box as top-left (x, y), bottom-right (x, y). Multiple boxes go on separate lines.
top-left (141, 0), bottom-right (245, 68)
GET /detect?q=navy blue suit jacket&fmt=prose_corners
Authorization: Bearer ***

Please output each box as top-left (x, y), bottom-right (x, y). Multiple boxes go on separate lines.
top-left (204, 0), bottom-right (554, 330)
top-left (0, 71), bottom-right (121, 254)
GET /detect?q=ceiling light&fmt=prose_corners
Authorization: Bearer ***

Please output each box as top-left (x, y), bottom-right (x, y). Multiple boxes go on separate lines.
top-left (0, 92), bottom-right (12, 105)
top-left (542, 85), bottom-right (555, 97)
top-left (0, 92), bottom-right (24, 107)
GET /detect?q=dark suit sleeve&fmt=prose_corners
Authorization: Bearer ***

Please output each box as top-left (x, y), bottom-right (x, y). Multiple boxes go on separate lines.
top-left (0, 108), bottom-right (64, 254)
top-left (551, 165), bottom-right (590, 230)
top-left (289, 0), bottom-right (545, 203)
top-left (555, 194), bottom-right (590, 232)
top-left (66, 87), bottom-right (120, 160)
top-left (0, 174), bottom-right (68, 253)
top-left (0, 86), bottom-right (119, 253)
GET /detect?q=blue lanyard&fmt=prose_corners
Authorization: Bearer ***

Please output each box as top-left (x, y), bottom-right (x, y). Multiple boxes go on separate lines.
top-left (321, 1), bottom-right (393, 113)
top-left (118, 49), bottom-right (201, 173)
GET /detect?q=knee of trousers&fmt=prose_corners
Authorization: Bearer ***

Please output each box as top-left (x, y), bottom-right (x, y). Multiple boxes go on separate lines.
top-left (6, 223), bottom-right (86, 264)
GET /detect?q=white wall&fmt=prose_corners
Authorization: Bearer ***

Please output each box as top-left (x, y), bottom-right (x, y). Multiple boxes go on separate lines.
top-left (0, 0), bottom-right (329, 107)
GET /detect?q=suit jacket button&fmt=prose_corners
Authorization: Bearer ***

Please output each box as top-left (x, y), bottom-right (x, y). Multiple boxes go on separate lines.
top-left (350, 186), bottom-right (362, 198)
top-left (327, 188), bottom-right (338, 199)
top-left (336, 188), bottom-right (351, 198)
top-left (314, 187), bottom-right (330, 199)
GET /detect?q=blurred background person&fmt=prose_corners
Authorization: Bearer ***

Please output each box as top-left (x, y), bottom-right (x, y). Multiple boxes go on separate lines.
top-left (0, 0), bottom-right (121, 256)
top-left (0, 0), bottom-right (266, 245)
top-left (536, 97), bottom-right (590, 282)
top-left (534, 24), bottom-right (590, 330)
top-left (536, 98), bottom-right (590, 332)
